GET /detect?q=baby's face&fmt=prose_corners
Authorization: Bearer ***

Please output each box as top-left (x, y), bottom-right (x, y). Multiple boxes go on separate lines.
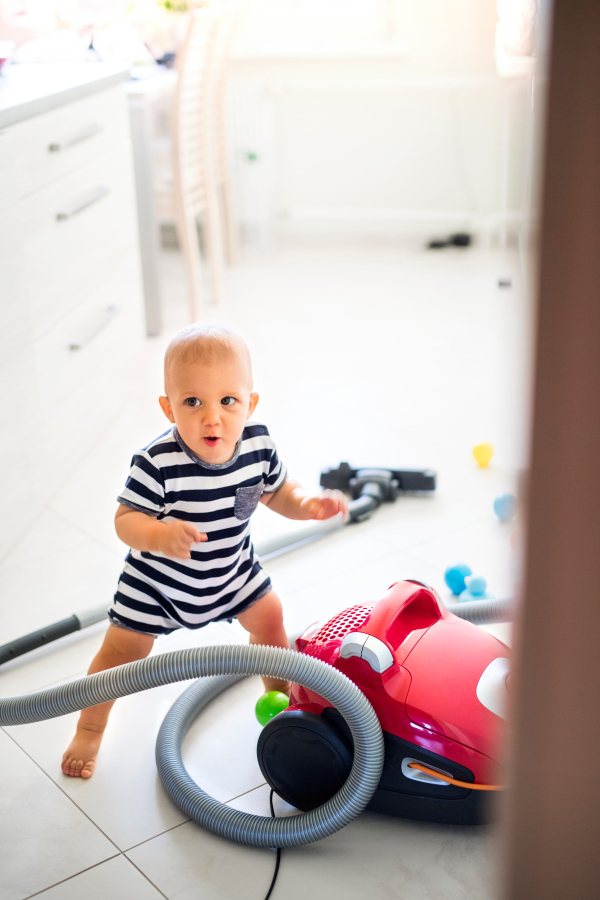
top-left (159, 355), bottom-right (258, 464)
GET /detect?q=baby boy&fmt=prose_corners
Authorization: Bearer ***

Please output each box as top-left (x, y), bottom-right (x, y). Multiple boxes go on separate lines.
top-left (62, 324), bottom-right (347, 778)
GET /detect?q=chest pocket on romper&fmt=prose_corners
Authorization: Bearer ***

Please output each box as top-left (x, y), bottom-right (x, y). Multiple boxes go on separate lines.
top-left (234, 482), bottom-right (264, 521)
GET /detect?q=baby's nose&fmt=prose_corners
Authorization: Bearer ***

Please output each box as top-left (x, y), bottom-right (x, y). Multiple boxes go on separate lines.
top-left (202, 404), bottom-right (221, 424)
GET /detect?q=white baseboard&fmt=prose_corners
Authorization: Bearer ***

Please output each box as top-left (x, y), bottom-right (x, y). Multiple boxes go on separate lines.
top-left (278, 206), bottom-right (522, 242)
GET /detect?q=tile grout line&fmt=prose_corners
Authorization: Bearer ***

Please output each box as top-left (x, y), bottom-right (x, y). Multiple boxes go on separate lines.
top-left (121, 856), bottom-right (171, 900)
top-left (122, 779), bottom-right (271, 856)
top-left (0, 503), bottom-right (55, 568)
top-left (224, 781), bottom-right (268, 805)
top-left (0, 508), bottom-right (91, 573)
top-left (49, 506), bottom-right (128, 562)
top-left (21, 851), bottom-right (172, 900)
top-left (124, 818), bottom-right (193, 853)
top-left (1, 728), bottom-right (122, 853)
top-left (4, 725), bottom-right (179, 899)
top-left (21, 855), bottom-right (121, 900)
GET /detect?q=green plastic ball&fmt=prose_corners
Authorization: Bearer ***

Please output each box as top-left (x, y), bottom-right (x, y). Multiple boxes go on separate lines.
top-left (255, 691), bottom-right (289, 726)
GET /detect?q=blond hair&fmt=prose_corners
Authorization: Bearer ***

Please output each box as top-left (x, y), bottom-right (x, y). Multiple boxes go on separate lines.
top-left (164, 324), bottom-right (252, 392)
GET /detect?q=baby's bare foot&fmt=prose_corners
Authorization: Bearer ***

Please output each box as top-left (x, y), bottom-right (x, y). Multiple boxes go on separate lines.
top-left (62, 724), bottom-right (104, 778)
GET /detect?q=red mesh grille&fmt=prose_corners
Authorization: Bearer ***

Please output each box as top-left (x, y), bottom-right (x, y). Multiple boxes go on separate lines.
top-left (309, 604), bottom-right (374, 645)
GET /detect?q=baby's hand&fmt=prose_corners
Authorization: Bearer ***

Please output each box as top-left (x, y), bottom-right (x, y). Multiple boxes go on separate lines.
top-left (302, 490), bottom-right (348, 521)
top-left (156, 520), bottom-right (208, 558)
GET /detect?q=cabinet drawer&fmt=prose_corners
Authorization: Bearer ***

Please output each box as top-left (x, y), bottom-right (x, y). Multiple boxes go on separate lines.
top-left (0, 312), bottom-right (38, 559)
top-left (0, 127), bottom-right (18, 208)
top-left (34, 255), bottom-right (144, 488)
top-left (0, 190), bottom-right (27, 359)
top-left (12, 86), bottom-right (130, 199)
top-left (21, 150), bottom-right (138, 338)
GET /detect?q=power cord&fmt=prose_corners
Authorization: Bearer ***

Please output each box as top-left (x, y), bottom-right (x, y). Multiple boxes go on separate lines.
top-left (264, 789), bottom-right (282, 900)
top-left (259, 765), bottom-right (499, 900)
top-left (408, 762), bottom-right (503, 790)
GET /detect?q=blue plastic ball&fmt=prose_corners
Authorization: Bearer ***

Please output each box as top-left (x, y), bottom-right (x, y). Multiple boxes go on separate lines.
top-left (494, 492), bottom-right (517, 522)
top-left (466, 575), bottom-right (487, 596)
top-left (459, 575), bottom-right (494, 602)
top-left (444, 563), bottom-right (472, 596)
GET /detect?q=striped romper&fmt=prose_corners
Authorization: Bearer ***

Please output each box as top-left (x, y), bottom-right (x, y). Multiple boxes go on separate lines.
top-left (108, 422), bottom-right (287, 636)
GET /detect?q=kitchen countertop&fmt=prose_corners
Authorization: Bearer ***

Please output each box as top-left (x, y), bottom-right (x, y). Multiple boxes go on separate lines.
top-left (0, 62), bottom-right (130, 129)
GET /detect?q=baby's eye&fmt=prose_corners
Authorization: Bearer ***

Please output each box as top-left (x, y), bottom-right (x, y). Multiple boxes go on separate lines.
top-left (221, 396), bottom-right (237, 407)
top-left (185, 397), bottom-right (201, 407)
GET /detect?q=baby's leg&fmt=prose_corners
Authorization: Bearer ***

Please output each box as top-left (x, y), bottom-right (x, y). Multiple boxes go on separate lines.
top-left (236, 589), bottom-right (290, 694)
top-left (62, 624), bottom-right (155, 778)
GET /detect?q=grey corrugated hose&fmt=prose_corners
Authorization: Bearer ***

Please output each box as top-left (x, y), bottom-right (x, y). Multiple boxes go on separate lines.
top-left (448, 597), bottom-right (513, 624)
top-left (0, 644), bottom-right (384, 848)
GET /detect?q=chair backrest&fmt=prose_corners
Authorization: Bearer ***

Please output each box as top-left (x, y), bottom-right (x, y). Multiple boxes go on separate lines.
top-left (171, 6), bottom-right (222, 216)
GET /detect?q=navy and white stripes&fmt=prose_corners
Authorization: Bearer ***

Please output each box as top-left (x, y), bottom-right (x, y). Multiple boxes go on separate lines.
top-left (109, 423), bottom-right (287, 635)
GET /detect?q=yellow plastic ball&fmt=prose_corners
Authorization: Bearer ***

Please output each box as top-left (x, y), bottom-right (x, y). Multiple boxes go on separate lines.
top-left (472, 443), bottom-right (494, 468)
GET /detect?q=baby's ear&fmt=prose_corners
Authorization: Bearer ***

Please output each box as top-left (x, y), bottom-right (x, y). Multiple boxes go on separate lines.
top-left (247, 392), bottom-right (259, 419)
top-left (159, 395), bottom-right (175, 423)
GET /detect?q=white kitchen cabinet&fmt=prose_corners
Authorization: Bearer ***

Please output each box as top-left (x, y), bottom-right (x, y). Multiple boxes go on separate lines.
top-left (0, 66), bottom-right (145, 560)
top-left (12, 85), bottom-right (130, 201)
top-left (20, 148), bottom-right (138, 338)
top-left (33, 256), bottom-right (144, 490)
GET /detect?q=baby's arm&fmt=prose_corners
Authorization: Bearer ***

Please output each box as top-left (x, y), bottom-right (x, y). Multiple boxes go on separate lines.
top-left (115, 505), bottom-right (207, 559)
top-left (261, 478), bottom-right (348, 521)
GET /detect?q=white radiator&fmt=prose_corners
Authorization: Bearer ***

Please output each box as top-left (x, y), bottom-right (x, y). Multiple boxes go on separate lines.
top-left (226, 77), bottom-right (276, 243)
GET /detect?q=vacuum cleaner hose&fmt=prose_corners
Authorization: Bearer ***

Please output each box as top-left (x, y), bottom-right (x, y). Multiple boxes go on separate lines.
top-left (347, 483), bottom-right (382, 522)
top-left (448, 596), bottom-right (513, 624)
top-left (0, 644), bottom-right (384, 848)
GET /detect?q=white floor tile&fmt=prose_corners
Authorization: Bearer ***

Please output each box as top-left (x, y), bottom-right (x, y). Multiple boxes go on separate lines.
top-left (408, 516), bottom-right (519, 603)
top-left (0, 622), bottom-right (108, 697)
top-left (261, 525), bottom-right (394, 599)
top-left (0, 541), bottom-right (123, 645)
top-left (361, 464), bottom-right (516, 552)
top-left (28, 855), bottom-right (164, 900)
top-left (127, 782), bottom-right (500, 900)
top-left (274, 812), bottom-right (499, 900)
top-left (0, 508), bottom-right (89, 570)
top-left (47, 408), bottom-right (165, 559)
top-left (126, 820), bottom-right (277, 900)
top-left (0, 730), bottom-right (117, 900)
top-left (178, 674), bottom-right (266, 808)
top-left (278, 548), bottom-right (445, 635)
top-left (4, 622), bottom-right (264, 852)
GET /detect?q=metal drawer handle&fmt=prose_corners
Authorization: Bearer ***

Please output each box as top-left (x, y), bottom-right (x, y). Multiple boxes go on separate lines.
top-left (56, 185), bottom-right (109, 221)
top-left (69, 304), bottom-right (120, 350)
top-left (49, 123), bottom-right (104, 152)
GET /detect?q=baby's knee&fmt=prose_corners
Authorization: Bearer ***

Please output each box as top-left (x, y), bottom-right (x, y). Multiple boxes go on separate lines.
top-left (263, 593), bottom-right (286, 625)
top-left (241, 591), bottom-right (286, 640)
top-left (104, 623), bottom-right (154, 660)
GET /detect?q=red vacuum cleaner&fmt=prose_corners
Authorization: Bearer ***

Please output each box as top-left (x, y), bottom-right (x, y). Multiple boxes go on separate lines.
top-left (258, 580), bottom-right (509, 825)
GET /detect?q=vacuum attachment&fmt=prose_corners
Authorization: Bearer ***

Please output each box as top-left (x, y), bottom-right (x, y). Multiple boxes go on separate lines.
top-left (320, 463), bottom-right (436, 522)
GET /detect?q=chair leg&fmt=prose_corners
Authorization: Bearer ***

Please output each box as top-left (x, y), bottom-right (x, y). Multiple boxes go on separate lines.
top-left (221, 171), bottom-right (239, 266)
top-left (204, 180), bottom-right (225, 305)
top-left (175, 203), bottom-right (203, 322)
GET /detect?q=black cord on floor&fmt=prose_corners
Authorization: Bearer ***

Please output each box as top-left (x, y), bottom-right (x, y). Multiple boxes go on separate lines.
top-left (264, 789), bottom-right (282, 900)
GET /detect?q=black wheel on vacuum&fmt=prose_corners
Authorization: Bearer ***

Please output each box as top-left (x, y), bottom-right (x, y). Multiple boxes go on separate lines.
top-left (257, 709), bottom-right (354, 811)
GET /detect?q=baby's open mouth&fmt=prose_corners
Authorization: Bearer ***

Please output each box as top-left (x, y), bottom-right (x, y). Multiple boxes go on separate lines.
top-left (203, 436), bottom-right (220, 446)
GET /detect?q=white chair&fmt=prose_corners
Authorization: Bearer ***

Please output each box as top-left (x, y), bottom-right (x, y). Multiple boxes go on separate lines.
top-left (170, 3), bottom-right (239, 318)
top-left (211, 3), bottom-right (240, 267)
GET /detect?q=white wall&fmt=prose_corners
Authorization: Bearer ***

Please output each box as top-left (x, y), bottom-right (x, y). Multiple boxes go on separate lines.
top-left (227, 0), bottom-right (530, 243)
